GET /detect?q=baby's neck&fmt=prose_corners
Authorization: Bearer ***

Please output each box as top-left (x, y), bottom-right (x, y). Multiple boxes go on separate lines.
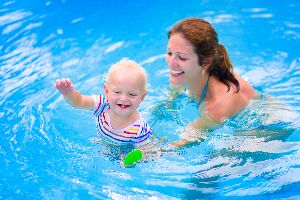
top-left (109, 111), bottom-right (140, 130)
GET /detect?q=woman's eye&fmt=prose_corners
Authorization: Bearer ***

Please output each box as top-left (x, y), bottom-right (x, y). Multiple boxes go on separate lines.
top-left (178, 56), bottom-right (187, 61)
top-left (166, 52), bottom-right (172, 56)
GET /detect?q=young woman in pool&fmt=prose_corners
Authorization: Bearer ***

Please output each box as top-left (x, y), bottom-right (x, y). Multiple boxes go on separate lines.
top-left (166, 17), bottom-right (257, 147)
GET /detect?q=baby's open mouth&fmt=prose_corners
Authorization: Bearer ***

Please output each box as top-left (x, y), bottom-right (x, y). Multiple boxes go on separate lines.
top-left (117, 104), bottom-right (130, 109)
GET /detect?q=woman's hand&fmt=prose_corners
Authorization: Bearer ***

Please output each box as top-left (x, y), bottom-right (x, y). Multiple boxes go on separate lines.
top-left (169, 139), bottom-right (189, 148)
top-left (169, 113), bottom-right (219, 148)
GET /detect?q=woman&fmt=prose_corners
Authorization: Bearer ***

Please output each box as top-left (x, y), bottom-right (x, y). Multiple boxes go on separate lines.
top-left (166, 17), bottom-right (257, 147)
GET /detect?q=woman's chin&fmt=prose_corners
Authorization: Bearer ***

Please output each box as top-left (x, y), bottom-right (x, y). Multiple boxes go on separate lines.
top-left (170, 76), bottom-right (184, 86)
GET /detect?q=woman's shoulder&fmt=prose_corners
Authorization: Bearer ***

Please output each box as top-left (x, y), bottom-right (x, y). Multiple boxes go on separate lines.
top-left (235, 73), bottom-right (257, 99)
top-left (205, 97), bottom-right (232, 122)
top-left (205, 86), bottom-right (253, 122)
top-left (204, 73), bottom-right (256, 122)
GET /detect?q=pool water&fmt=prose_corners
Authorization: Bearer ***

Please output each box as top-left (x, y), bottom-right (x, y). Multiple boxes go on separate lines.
top-left (1, 0), bottom-right (300, 199)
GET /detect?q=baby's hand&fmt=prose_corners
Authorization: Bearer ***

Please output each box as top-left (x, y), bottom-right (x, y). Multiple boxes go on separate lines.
top-left (54, 78), bottom-right (74, 95)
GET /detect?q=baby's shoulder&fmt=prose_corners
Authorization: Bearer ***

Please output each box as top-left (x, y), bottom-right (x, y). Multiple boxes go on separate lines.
top-left (137, 115), bottom-right (152, 135)
top-left (94, 94), bottom-right (109, 115)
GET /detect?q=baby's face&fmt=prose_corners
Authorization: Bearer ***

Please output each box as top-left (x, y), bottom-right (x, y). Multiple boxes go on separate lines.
top-left (105, 71), bottom-right (146, 118)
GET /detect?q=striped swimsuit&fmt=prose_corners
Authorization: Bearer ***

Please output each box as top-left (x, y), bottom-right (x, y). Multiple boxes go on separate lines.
top-left (93, 95), bottom-right (152, 146)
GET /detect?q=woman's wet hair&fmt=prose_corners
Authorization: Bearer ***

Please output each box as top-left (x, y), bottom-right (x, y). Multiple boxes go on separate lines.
top-left (168, 17), bottom-right (240, 92)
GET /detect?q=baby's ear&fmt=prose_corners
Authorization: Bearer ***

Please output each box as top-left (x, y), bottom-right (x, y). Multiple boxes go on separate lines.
top-left (104, 83), bottom-right (108, 96)
top-left (141, 91), bottom-right (147, 101)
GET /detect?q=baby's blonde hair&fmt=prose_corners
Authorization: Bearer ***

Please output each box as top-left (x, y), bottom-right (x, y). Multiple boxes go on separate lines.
top-left (107, 58), bottom-right (148, 90)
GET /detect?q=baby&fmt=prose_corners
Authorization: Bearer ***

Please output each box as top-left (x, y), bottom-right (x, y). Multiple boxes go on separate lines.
top-left (54, 58), bottom-right (152, 146)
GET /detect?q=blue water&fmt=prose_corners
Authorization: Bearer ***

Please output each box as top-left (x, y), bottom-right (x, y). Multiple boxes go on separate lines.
top-left (1, 0), bottom-right (300, 199)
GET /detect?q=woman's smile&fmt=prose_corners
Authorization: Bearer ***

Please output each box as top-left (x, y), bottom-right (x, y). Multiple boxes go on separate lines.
top-left (170, 69), bottom-right (185, 77)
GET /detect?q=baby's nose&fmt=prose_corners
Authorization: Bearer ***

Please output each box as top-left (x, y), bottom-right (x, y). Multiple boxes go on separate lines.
top-left (119, 94), bottom-right (128, 101)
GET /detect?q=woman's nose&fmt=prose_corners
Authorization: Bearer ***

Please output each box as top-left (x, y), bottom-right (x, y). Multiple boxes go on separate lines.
top-left (166, 54), bottom-right (177, 67)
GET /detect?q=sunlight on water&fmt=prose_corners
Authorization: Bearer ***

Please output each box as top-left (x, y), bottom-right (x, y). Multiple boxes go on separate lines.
top-left (1, 0), bottom-right (300, 199)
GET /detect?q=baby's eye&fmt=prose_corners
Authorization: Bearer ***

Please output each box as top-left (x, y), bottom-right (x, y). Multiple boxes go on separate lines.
top-left (114, 91), bottom-right (121, 94)
top-left (129, 93), bottom-right (137, 97)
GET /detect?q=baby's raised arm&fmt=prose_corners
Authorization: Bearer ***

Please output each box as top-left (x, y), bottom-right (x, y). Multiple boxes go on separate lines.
top-left (54, 78), bottom-right (94, 110)
top-left (54, 78), bottom-right (74, 95)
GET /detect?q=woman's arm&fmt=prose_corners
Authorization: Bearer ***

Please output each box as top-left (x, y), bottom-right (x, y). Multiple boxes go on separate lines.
top-left (170, 111), bottom-right (220, 148)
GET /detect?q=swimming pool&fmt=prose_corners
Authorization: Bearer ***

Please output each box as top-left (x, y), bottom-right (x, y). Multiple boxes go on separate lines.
top-left (1, 0), bottom-right (300, 199)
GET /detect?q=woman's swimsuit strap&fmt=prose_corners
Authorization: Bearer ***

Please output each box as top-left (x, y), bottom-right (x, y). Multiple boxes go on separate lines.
top-left (197, 76), bottom-right (210, 108)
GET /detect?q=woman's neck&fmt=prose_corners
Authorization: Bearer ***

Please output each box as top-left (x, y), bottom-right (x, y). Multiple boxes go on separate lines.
top-left (187, 73), bottom-right (210, 101)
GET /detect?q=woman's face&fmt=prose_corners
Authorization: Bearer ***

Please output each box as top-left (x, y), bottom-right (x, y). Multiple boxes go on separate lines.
top-left (166, 33), bottom-right (202, 87)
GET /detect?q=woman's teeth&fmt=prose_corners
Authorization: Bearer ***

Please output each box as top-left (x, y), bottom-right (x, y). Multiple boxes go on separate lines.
top-left (171, 70), bottom-right (184, 75)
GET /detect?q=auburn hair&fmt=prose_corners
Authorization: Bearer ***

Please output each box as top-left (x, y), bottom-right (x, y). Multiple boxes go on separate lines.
top-left (168, 18), bottom-right (240, 92)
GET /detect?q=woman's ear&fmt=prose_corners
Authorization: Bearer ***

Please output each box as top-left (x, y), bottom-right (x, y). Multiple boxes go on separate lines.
top-left (202, 56), bottom-right (214, 70)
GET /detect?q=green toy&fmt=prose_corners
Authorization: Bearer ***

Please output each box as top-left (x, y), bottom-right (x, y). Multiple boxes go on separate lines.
top-left (123, 149), bottom-right (143, 166)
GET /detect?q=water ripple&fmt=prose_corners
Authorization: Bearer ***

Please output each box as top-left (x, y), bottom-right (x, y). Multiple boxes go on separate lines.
top-left (1, 0), bottom-right (300, 199)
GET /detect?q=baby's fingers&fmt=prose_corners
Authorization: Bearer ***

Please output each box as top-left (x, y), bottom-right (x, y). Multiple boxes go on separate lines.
top-left (65, 78), bottom-right (74, 88)
top-left (54, 79), bottom-right (61, 88)
top-left (59, 78), bottom-right (69, 85)
top-left (54, 78), bottom-right (69, 86)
